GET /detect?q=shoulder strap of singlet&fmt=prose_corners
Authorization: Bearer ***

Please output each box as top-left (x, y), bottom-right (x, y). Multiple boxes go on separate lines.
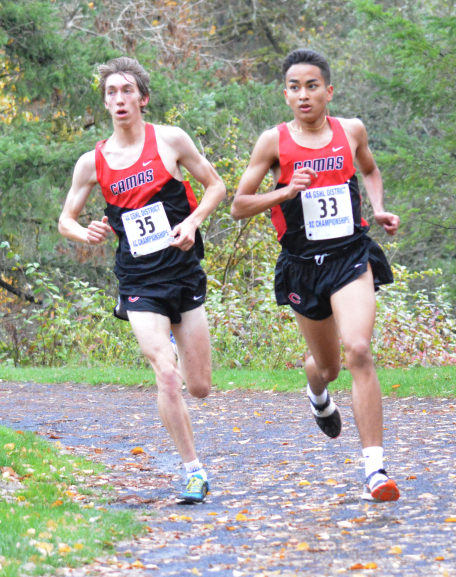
top-left (327, 117), bottom-right (352, 148)
top-left (277, 122), bottom-right (289, 141)
top-left (94, 138), bottom-right (108, 184)
top-left (276, 121), bottom-right (294, 156)
top-left (145, 123), bottom-right (160, 160)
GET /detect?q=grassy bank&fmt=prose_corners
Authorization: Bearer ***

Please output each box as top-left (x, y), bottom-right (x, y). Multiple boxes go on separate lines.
top-left (1, 365), bottom-right (455, 397)
top-left (0, 427), bottom-right (143, 577)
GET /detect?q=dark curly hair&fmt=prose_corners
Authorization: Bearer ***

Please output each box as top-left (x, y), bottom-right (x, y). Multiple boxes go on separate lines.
top-left (282, 49), bottom-right (331, 86)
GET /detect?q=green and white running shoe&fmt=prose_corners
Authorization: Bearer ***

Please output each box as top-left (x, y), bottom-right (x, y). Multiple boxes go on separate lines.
top-left (177, 474), bottom-right (209, 503)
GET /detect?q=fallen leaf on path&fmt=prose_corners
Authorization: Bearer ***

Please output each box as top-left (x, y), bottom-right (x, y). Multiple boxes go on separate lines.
top-left (349, 561), bottom-right (378, 570)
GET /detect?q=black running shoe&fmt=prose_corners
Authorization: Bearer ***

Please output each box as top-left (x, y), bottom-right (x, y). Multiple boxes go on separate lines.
top-left (308, 393), bottom-right (342, 438)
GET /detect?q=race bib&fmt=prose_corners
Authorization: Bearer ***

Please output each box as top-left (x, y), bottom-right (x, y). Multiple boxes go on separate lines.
top-left (121, 202), bottom-right (172, 257)
top-left (301, 184), bottom-right (354, 241)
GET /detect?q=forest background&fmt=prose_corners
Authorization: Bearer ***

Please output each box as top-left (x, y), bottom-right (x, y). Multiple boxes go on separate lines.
top-left (0, 0), bottom-right (455, 371)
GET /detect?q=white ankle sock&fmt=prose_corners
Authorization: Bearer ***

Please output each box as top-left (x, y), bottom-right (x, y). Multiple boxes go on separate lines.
top-left (362, 446), bottom-right (384, 479)
top-left (307, 383), bottom-right (328, 406)
top-left (184, 459), bottom-right (207, 481)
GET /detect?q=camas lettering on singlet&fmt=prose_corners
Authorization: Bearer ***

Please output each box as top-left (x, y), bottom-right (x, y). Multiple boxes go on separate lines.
top-left (293, 157), bottom-right (344, 173)
top-left (109, 168), bottom-right (154, 196)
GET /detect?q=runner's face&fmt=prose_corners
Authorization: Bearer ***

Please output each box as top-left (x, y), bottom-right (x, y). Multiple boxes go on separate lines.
top-left (284, 64), bottom-right (333, 122)
top-left (104, 73), bottom-right (149, 122)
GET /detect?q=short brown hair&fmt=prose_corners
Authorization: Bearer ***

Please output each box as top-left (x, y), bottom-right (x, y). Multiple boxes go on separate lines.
top-left (98, 57), bottom-right (150, 112)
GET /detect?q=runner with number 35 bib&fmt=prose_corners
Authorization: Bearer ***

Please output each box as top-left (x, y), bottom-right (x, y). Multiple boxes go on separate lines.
top-left (59, 57), bottom-right (226, 503)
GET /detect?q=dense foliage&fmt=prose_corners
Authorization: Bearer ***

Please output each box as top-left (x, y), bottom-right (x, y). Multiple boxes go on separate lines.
top-left (1, 0), bottom-right (455, 368)
top-left (1, 240), bottom-right (455, 368)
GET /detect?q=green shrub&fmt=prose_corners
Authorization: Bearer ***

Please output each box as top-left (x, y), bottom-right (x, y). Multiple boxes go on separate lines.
top-left (373, 264), bottom-right (456, 367)
top-left (1, 247), bottom-right (455, 369)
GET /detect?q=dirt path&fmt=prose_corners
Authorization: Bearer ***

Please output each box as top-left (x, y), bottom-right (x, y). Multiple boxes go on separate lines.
top-left (1, 381), bottom-right (455, 576)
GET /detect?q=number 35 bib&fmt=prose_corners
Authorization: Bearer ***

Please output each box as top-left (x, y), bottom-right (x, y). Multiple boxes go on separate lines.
top-left (121, 202), bottom-right (172, 257)
top-left (301, 183), bottom-right (354, 241)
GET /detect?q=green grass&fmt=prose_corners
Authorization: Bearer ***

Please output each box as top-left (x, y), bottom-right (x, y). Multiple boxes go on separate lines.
top-left (1, 365), bottom-right (455, 397)
top-left (0, 426), bottom-right (143, 577)
top-left (215, 366), bottom-right (456, 397)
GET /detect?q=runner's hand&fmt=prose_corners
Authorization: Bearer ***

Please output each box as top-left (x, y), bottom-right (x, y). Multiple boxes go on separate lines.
top-left (374, 212), bottom-right (400, 236)
top-left (170, 220), bottom-right (196, 251)
top-left (284, 167), bottom-right (318, 199)
top-left (86, 216), bottom-right (111, 244)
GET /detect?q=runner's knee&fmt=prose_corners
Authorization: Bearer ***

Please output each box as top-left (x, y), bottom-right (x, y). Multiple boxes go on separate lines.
top-left (156, 367), bottom-right (184, 400)
top-left (186, 376), bottom-right (211, 399)
top-left (153, 360), bottom-right (181, 386)
top-left (306, 355), bottom-right (340, 384)
top-left (320, 365), bottom-right (340, 383)
top-left (344, 339), bottom-right (372, 369)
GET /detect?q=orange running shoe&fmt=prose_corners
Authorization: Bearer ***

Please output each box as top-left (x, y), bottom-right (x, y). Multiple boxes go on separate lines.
top-left (362, 469), bottom-right (400, 501)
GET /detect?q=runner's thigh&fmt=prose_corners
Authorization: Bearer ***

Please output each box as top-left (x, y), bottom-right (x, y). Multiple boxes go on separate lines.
top-left (172, 306), bottom-right (212, 395)
top-left (127, 311), bottom-right (175, 368)
top-left (294, 311), bottom-right (341, 371)
top-left (330, 267), bottom-right (376, 346)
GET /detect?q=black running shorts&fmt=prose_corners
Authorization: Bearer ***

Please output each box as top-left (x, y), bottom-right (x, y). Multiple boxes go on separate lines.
top-left (114, 268), bottom-right (207, 324)
top-left (274, 237), bottom-right (393, 321)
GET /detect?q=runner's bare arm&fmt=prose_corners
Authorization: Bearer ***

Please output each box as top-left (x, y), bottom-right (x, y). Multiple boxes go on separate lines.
top-left (164, 128), bottom-right (226, 250)
top-left (231, 129), bottom-right (317, 220)
top-left (58, 151), bottom-right (111, 244)
top-left (346, 118), bottom-right (400, 236)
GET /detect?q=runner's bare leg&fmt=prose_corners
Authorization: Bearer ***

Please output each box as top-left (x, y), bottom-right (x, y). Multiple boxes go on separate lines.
top-left (128, 311), bottom-right (200, 462)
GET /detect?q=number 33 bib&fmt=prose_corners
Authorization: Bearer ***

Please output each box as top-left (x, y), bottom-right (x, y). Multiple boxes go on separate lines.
top-left (301, 183), bottom-right (354, 241)
top-left (121, 202), bottom-right (172, 257)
